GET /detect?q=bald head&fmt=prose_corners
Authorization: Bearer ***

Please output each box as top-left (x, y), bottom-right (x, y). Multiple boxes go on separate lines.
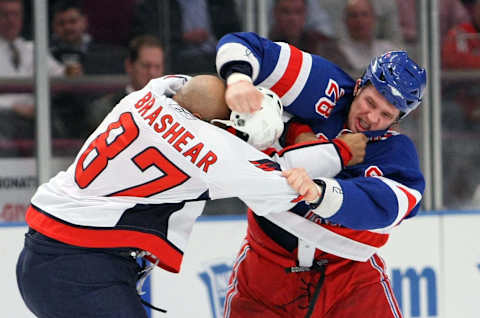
top-left (173, 75), bottom-right (230, 121)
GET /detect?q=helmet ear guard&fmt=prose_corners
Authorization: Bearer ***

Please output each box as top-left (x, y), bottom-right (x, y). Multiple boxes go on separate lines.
top-left (360, 51), bottom-right (427, 119)
top-left (211, 87), bottom-right (284, 150)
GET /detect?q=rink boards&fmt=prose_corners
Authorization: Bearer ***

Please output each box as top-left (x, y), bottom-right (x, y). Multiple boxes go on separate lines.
top-left (1, 211), bottom-right (479, 318)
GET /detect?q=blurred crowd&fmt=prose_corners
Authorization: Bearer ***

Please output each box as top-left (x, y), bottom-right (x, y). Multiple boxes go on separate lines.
top-left (1, 0), bottom-right (480, 210)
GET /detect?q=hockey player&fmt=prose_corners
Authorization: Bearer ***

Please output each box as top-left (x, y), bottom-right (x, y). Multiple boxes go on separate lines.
top-left (16, 74), bottom-right (367, 318)
top-left (216, 32), bottom-right (427, 318)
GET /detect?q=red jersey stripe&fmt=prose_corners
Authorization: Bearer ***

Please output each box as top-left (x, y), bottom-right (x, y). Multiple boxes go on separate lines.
top-left (270, 45), bottom-right (303, 97)
top-left (25, 205), bottom-right (183, 273)
top-left (321, 224), bottom-right (389, 248)
top-left (397, 185), bottom-right (418, 218)
top-left (277, 139), bottom-right (328, 157)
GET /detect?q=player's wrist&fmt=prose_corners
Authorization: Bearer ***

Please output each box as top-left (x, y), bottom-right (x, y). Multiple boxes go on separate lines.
top-left (332, 138), bottom-right (353, 167)
top-left (227, 73), bottom-right (252, 86)
top-left (309, 178), bottom-right (343, 218)
top-left (307, 179), bottom-right (326, 209)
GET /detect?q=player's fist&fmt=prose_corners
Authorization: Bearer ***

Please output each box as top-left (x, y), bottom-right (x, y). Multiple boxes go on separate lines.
top-left (282, 168), bottom-right (322, 202)
top-left (225, 80), bottom-right (263, 113)
top-left (336, 133), bottom-right (368, 166)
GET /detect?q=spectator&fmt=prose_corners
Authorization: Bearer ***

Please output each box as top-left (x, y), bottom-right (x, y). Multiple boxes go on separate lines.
top-left (50, 0), bottom-right (127, 75)
top-left (441, 0), bottom-right (480, 126)
top-left (18, 0), bottom-right (137, 45)
top-left (130, 0), bottom-right (181, 74)
top-left (0, 0), bottom-right (64, 154)
top-left (268, 0), bottom-right (347, 69)
top-left (441, 0), bottom-right (480, 208)
top-left (338, 0), bottom-right (399, 77)
top-left (394, 0), bottom-right (417, 46)
top-left (314, 0), bottom-right (403, 45)
top-left (48, 1), bottom-right (130, 142)
top-left (87, 35), bottom-right (165, 133)
top-left (270, 0), bottom-right (310, 48)
top-left (264, 0), bottom-right (334, 39)
top-left (303, 0), bottom-right (335, 37)
top-left (440, 0), bottom-right (471, 42)
top-left (131, 0), bottom-right (241, 74)
top-left (396, 0), bottom-right (469, 47)
top-left (442, 0), bottom-right (480, 69)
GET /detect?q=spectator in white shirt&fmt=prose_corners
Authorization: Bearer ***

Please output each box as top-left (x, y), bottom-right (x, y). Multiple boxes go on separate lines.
top-left (0, 0), bottom-right (64, 150)
top-left (314, 0), bottom-right (403, 46)
top-left (337, 0), bottom-right (399, 78)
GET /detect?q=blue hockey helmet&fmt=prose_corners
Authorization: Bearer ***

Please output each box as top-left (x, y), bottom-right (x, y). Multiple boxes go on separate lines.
top-left (360, 51), bottom-right (427, 119)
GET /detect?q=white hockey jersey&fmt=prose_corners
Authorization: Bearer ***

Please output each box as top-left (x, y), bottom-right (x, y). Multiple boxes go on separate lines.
top-left (26, 75), bottom-right (344, 273)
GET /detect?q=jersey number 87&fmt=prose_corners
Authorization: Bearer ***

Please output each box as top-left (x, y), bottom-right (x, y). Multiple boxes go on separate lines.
top-left (74, 112), bottom-right (190, 197)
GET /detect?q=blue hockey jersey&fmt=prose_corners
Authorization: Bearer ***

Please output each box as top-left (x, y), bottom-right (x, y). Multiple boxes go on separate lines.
top-left (216, 32), bottom-right (425, 261)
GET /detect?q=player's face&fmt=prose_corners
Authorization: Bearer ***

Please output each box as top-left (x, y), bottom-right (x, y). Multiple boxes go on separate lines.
top-left (127, 46), bottom-right (164, 90)
top-left (0, 1), bottom-right (23, 42)
top-left (347, 83), bottom-right (400, 133)
top-left (53, 8), bottom-right (87, 45)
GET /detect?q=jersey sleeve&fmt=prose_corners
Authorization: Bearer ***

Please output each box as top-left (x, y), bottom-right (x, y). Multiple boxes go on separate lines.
top-left (205, 126), bottom-right (348, 215)
top-left (216, 32), bottom-right (355, 120)
top-left (149, 75), bottom-right (192, 97)
top-left (203, 125), bottom-right (299, 215)
top-left (271, 139), bottom-right (344, 178)
top-left (311, 135), bottom-right (425, 230)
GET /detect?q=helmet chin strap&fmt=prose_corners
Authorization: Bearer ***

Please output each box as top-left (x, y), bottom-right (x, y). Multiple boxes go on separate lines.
top-left (210, 118), bottom-right (232, 127)
top-left (210, 119), bottom-right (249, 142)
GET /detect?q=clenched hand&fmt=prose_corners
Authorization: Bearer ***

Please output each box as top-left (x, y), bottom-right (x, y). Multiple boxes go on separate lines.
top-left (336, 133), bottom-right (368, 166)
top-left (282, 168), bottom-right (321, 203)
top-left (225, 80), bottom-right (263, 113)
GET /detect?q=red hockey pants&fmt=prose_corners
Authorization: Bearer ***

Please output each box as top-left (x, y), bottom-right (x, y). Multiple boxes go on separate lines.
top-left (224, 238), bottom-right (403, 318)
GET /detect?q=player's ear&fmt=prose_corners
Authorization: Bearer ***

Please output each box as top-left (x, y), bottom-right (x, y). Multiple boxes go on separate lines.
top-left (353, 79), bottom-right (362, 96)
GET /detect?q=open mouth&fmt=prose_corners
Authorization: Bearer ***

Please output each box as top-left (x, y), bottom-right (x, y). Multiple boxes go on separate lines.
top-left (357, 118), bottom-right (370, 132)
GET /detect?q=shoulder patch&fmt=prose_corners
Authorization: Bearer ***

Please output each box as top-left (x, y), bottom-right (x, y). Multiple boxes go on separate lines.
top-left (250, 159), bottom-right (281, 172)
